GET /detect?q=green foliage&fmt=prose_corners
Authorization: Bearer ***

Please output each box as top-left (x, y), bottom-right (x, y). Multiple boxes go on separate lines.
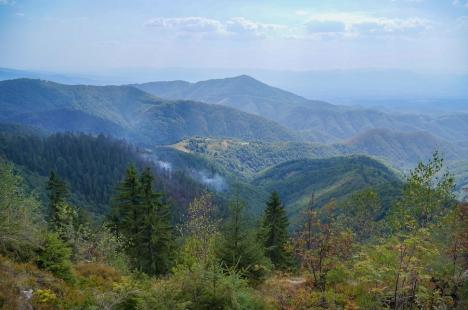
top-left (402, 151), bottom-right (455, 227)
top-left (46, 171), bottom-right (69, 220)
top-left (339, 189), bottom-right (382, 241)
top-left (218, 198), bottom-right (270, 282)
top-left (0, 130), bottom-right (144, 213)
top-left (158, 193), bottom-right (270, 310)
top-left (110, 164), bottom-right (141, 238)
top-left (155, 262), bottom-right (269, 310)
top-left (0, 160), bottom-right (44, 261)
top-left (388, 151), bottom-right (455, 232)
top-left (253, 155), bottom-right (402, 224)
top-left (178, 192), bottom-right (221, 268)
top-left (0, 129), bottom-right (208, 218)
top-left (294, 201), bottom-right (354, 291)
top-left (261, 192), bottom-right (292, 269)
top-left (136, 167), bottom-right (174, 275)
top-left (36, 232), bottom-right (74, 282)
top-left (89, 224), bottom-right (130, 272)
top-left (110, 165), bottom-right (175, 275)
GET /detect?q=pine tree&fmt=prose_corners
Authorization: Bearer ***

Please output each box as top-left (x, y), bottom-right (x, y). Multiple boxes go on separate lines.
top-left (261, 191), bottom-right (291, 269)
top-left (110, 166), bottom-right (174, 275)
top-left (46, 171), bottom-right (69, 222)
top-left (137, 167), bottom-right (173, 275)
top-left (218, 197), bottom-right (269, 281)
top-left (110, 164), bottom-right (141, 238)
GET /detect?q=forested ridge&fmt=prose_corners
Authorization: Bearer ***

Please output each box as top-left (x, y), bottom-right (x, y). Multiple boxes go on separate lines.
top-left (0, 130), bottom-right (207, 217)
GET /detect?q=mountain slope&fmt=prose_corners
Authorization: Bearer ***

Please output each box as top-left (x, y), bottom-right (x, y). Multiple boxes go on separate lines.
top-left (344, 128), bottom-right (463, 169)
top-left (137, 100), bottom-right (299, 144)
top-left (0, 79), bottom-right (299, 144)
top-left (0, 127), bottom-right (208, 216)
top-left (157, 140), bottom-right (402, 220)
top-left (134, 75), bottom-right (468, 143)
top-left (134, 75), bottom-right (331, 126)
top-left (253, 156), bottom-right (402, 223)
top-left (170, 137), bottom-right (342, 178)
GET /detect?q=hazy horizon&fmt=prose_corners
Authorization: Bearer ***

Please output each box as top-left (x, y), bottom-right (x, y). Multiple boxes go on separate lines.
top-left (1, 0), bottom-right (468, 74)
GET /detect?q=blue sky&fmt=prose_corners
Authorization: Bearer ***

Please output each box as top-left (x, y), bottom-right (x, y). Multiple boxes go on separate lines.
top-left (1, 0), bottom-right (468, 74)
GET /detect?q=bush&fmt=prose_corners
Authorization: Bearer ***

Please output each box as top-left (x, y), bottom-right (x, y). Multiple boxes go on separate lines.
top-left (75, 262), bottom-right (121, 288)
top-left (36, 233), bottom-right (74, 282)
top-left (144, 262), bottom-right (270, 310)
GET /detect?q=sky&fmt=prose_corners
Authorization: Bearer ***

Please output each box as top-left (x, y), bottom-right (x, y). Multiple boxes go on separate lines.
top-left (1, 0), bottom-right (468, 74)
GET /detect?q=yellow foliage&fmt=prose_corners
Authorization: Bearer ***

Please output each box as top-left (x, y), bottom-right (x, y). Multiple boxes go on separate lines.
top-left (33, 289), bottom-right (58, 304)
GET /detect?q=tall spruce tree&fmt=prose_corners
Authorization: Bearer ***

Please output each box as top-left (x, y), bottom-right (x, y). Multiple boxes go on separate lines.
top-left (46, 171), bottom-right (69, 222)
top-left (261, 191), bottom-right (291, 269)
top-left (111, 165), bottom-right (174, 275)
top-left (218, 197), bottom-right (269, 281)
top-left (137, 168), bottom-right (173, 275)
top-left (110, 164), bottom-right (141, 238)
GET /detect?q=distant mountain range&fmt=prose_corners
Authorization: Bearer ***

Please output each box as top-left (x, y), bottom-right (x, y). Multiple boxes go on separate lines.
top-left (134, 75), bottom-right (331, 123)
top-left (3, 67), bottom-right (467, 106)
top-left (133, 75), bottom-right (468, 143)
top-left (0, 79), bottom-right (299, 144)
top-left (344, 129), bottom-right (464, 168)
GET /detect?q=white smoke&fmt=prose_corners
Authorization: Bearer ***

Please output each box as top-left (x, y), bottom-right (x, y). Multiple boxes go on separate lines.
top-left (156, 160), bottom-right (172, 172)
top-left (194, 170), bottom-right (227, 192)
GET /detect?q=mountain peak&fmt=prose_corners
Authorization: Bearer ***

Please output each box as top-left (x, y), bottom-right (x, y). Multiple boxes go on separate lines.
top-left (230, 74), bottom-right (257, 81)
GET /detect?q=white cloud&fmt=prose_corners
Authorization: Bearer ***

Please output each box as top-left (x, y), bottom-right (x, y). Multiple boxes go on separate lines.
top-left (226, 17), bottom-right (287, 38)
top-left (145, 17), bottom-right (226, 35)
top-left (145, 16), bottom-right (286, 39)
top-left (351, 17), bottom-right (431, 35)
top-left (299, 12), bottom-right (431, 37)
top-left (145, 13), bottom-right (432, 42)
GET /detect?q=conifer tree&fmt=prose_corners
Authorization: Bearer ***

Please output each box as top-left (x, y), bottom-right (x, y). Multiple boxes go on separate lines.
top-left (110, 164), bottom-right (141, 238)
top-left (111, 165), bottom-right (174, 275)
top-left (261, 191), bottom-right (291, 269)
top-left (218, 197), bottom-right (269, 281)
top-left (46, 171), bottom-right (69, 222)
top-left (137, 167), bottom-right (173, 275)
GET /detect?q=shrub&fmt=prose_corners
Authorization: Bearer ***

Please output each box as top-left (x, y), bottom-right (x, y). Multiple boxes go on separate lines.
top-left (36, 233), bottom-right (74, 282)
top-left (75, 262), bottom-right (121, 288)
top-left (144, 262), bottom-right (270, 310)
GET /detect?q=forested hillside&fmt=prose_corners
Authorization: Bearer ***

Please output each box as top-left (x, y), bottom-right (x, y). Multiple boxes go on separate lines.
top-left (253, 156), bottom-right (402, 222)
top-left (0, 79), bottom-right (300, 144)
top-left (0, 128), bottom-right (207, 216)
